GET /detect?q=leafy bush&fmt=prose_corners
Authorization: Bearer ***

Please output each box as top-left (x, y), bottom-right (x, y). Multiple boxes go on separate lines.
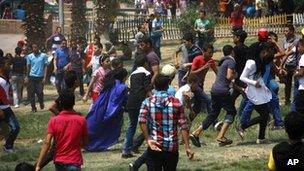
top-left (176, 4), bottom-right (216, 43)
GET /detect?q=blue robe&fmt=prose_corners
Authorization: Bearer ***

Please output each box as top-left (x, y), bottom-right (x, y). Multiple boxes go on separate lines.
top-left (86, 80), bottom-right (128, 151)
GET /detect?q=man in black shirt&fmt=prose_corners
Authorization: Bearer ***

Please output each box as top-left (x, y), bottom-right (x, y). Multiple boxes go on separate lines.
top-left (10, 47), bottom-right (27, 108)
top-left (231, 29), bottom-right (248, 103)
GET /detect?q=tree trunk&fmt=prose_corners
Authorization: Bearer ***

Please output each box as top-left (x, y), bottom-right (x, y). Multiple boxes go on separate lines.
top-left (94, 0), bottom-right (119, 41)
top-left (71, 0), bottom-right (87, 44)
top-left (23, 0), bottom-right (45, 50)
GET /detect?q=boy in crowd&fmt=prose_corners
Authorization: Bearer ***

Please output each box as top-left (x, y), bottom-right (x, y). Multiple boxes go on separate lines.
top-left (268, 111), bottom-right (304, 171)
top-left (175, 73), bottom-right (200, 129)
top-left (123, 54), bottom-right (152, 158)
top-left (139, 75), bottom-right (194, 170)
top-left (190, 45), bottom-right (237, 147)
top-left (0, 57), bottom-right (20, 153)
top-left (26, 44), bottom-right (48, 112)
top-left (36, 92), bottom-right (88, 171)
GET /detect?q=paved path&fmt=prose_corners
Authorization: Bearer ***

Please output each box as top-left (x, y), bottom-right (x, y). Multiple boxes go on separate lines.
top-left (0, 34), bottom-right (24, 54)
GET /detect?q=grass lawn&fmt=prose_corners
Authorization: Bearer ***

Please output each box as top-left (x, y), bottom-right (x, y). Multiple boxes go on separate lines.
top-left (0, 37), bottom-right (291, 170)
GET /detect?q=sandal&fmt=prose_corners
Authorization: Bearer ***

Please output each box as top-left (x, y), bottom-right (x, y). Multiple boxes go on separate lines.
top-left (217, 137), bottom-right (233, 147)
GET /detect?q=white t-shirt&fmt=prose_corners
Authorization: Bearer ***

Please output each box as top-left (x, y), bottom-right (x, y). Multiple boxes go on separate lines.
top-left (240, 60), bottom-right (272, 105)
top-left (91, 55), bottom-right (101, 75)
top-left (0, 77), bottom-right (10, 109)
top-left (298, 54), bottom-right (304, 90)
top-left (175, 84), bottom-right (191, 105)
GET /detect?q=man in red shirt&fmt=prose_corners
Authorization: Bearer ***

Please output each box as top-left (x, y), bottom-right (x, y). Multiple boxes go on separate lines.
top-left (36, 92), bottom-right (88, 171)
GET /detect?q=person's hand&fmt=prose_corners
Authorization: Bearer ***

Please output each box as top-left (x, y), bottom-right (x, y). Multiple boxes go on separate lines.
top-left (279, 69), bottom-right (287, 76)
top-left (184, 91), bottom-right (194, 100)
top-left (35, 166), bottom-right (41, 171)
top-left (147, 139), bottom-right (161, 151)
top-left (174, 62), bottom-right (179, 69)
top-left (82, 94), bottom-right (88, 103)
top-left (185, 148), bottom-right (194, 159)
top-left (255, 81), bottom-right (262, 88)
top-left (24, 77), bottom-right (28, 84)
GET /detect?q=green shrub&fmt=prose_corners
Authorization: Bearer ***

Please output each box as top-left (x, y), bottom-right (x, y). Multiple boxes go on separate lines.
top-left (177, 4), bottom-right (216, 44)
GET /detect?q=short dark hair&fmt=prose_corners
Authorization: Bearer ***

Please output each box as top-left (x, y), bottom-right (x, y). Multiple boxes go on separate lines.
top-left (233, 30), bottom-right (248, 43)
top-left (183, 33), bottom-right (194, 44)
top-left (99, 53), bottom-right (110, 65)
top-left (285, 24), bottom-right (295, 32)
top-left (64, 70), bottom-right (77, 89)
top-left (284, 111), bottom-right (304, 140)
top-left (154, 74), bottom-right (169, 91)
top-left (200, 9), bottom-right (206, 14)
top-left (187, 73), bottom-right (199, 84)
top-left (134, 54), bottom-right (148, 67)
top-left (202, 43), bottom-right (214, 52)
top-left (15, 47), bottom-right (22, 56)
top-left (137, 24), bottom-right (143, 30)
top-left (57, 92), bottom-right (75, 110)
top-left (141, 36), bottom-right (153, 47)
top-left (111, 58), bottom-right (123, 69)
top-left (223, 45), bottom-right (234, 56)
top-left (15, 162), bottom-right (35, 171)
top-left (94, 42), bottom-right (103, 49)
top-left (268, 31), bottom-right (278, 38)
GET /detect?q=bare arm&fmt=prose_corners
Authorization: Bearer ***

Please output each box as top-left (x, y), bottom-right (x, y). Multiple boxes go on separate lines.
top-left (190, 63), bottom-right (210, 74)
top-left (83, 76), bottom-right (97, 102)
top-left (35, 134), bottom-right (53, 171)
top-left (151, 65), bottom-right (159, 84)
top-left (48, 102), bottom-right (59, 115)
top-left (226, 68), bottom-right (234, 81)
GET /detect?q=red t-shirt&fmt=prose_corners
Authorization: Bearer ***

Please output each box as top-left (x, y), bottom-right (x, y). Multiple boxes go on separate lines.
top-left (191, 55), bottom-right (216, 86)
top-left (191, 55), bottom-right (216, 71)
top-left (47, 110), bottom-right (87, 166)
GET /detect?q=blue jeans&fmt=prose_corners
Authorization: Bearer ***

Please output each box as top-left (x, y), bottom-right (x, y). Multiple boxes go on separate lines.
top-left (177, 69), bottom-right (187, 88)
top-left (269, 90), bottom-right (284, 126)
top-left (192, 87), bottom-right (212, 115)
top-left (55, 71), bottom-right (66, 94)
top-left (55, 163), bottom-right (81, 171)
top-left (123, 108), bottom-right (140, 154)
top-left (291, 78), bottom-right (299, 112)
top-left (202, 93), bottom-right (237, 130)
top-left (240, 91), bottom-right (283, 126)
top-left (1, 107), bottom-right (20, 149)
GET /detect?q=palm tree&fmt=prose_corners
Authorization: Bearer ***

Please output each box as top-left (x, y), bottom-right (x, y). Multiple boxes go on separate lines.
top-left (71, 0), bottom-right (87, 44)
top-left (23, 0), bottom-right (45, 50)
top-left (94, 0), bottom-right (119, 40)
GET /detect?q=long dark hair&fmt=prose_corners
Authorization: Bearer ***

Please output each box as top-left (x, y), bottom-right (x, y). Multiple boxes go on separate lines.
top-left (101, 68), bottom-right (128, 92)
top-left (248, 42), bottom-right (271, 76)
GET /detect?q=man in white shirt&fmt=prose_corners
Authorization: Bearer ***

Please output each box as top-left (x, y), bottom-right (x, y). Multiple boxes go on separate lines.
top-left (0, 57), bottom-right (20, 153)
top-left (294, 39), bottom-right (304, 113)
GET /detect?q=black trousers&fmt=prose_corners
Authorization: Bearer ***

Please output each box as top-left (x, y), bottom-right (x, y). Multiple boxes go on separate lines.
top-left (146, 148), bottom-right (179, 171)
top-left (240, 103), bottom-right (270, 140)
top-left (284, 66), bottom-right (296, 103)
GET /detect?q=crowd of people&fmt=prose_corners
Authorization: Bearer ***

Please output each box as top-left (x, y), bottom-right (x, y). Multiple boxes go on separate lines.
top-left (1, 14), bottom-right (304, 171)
top-left (134, 0), bottom-right (298, 18)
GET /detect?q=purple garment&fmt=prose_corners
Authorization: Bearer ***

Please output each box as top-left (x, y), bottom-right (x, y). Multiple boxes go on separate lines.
top-left (86, 80), bottom-right (128, 151)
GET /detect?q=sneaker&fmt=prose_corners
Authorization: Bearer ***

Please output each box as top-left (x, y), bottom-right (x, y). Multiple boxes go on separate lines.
top-left (129, 163), bottom-right (134, 171)
top-left (3, 146), bottom-right (14, 153)
top-left (122, 153), bottom-right (134, 158)
top-left (256, 139), bottom-right (270, 144)
top-left (40, 103), bottom-right (45, 110)
top-left (189, 134), bottom-right (201, 147)
top-left (271, 126), bottom-right (284, 130)
top-left (236, 126), bottom-right (245, 140)
top-left (214, 121), bottom-right (223, 131)
top-left (14, 104), bottom-right (19, 108)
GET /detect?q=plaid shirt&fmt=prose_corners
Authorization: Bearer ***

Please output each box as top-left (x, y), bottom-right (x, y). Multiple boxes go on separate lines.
top-left (139, 91), bottom-right (188, 152)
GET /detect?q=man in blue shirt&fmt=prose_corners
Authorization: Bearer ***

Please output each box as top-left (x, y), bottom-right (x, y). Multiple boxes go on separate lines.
top-left (54, 40), bottom-right (70, 94)
top-left (26, 44), bottom-right (48, 112)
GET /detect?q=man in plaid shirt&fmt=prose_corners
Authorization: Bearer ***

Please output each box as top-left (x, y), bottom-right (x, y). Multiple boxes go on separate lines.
top-left (139, 74), bottom-right (194, 170)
